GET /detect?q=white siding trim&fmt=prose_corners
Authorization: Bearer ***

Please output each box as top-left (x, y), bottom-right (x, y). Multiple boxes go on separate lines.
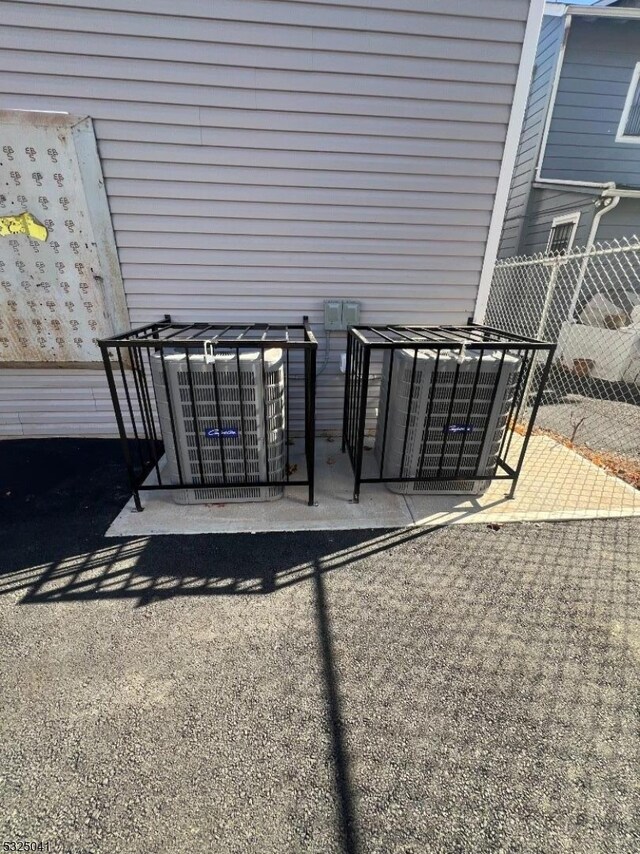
top-left (474, 0), bottom-right (546, 322)
top-left (615, 61), bottom-right (640, 145)
top-left (535, 14), bottom-right (571, 181)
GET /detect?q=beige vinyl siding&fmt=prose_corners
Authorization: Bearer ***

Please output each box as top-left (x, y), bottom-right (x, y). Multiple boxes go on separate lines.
top-left (0, 0), bottom-right (530, 435)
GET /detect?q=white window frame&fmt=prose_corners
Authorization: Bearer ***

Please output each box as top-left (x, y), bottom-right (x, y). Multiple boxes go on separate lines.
top-left (616, 61), bottom-right (640, 144)
top-left (546, 212), bottom-right (581, 255)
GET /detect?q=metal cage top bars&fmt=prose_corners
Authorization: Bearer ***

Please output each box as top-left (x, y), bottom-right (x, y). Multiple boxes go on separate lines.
top-left (341, 324), bottom-right (556, 503)
top-left (101, 318), bottom-right (318, 348)
top-left (99, 316), bottom-right (318, 510)
top-left (347, 324), bottom-right (554, 348)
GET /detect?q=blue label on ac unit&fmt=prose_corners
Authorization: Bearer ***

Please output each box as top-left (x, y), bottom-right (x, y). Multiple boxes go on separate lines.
top-left (204, 428), bottom-right (238, 439)
top-left (445, 424), bottom-right (474, 434)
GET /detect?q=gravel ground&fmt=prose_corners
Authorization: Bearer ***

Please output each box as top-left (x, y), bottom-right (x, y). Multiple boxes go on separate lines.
top-left (534, 395), bottom-right (640, 460)
top-left (1, 440), bottom-right (639, 854)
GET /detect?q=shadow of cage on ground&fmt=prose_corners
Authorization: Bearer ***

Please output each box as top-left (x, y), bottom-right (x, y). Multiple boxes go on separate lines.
top-left (1, 521), bottom-right (639, 852)
top-left (1, 433), bottom-right (639, 852)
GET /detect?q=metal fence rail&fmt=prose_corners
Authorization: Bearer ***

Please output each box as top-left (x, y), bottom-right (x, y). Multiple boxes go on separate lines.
top-left (485, 237), bottom-right (640, 494)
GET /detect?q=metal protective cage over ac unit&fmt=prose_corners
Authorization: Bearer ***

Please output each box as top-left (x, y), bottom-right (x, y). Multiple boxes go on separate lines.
top-left (151, 349), bottom-right (285, 504)
top-left (98, 318), bottom-right (318, 511)
top-left (341, 325), bottom-right (556, 503)
top-left (374, 348), bottom-right (520, 494)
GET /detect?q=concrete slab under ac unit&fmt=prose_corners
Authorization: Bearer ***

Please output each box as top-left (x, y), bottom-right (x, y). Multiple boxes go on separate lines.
top-left (105, 434), bottom-right (640, 537)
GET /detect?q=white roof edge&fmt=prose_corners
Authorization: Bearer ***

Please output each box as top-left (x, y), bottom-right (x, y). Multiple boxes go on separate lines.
top-left (545, 3), bottom-right (640, 19)
top-left (602, 187), bottom-right (640, 198)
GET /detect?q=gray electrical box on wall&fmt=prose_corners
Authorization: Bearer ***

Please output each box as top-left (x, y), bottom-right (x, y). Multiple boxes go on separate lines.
top-left (324, 300), bottom-right (343, 330)
top-left (324, 299), bottom-right (361, 331)
top-left (342, 301), bottom-right (360, 328)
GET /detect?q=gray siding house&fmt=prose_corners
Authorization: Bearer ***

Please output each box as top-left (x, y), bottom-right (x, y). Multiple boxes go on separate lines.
top-left (499, 0), bottom-right (640, 260)
top-left (0, 0), bottom-right (544, 438)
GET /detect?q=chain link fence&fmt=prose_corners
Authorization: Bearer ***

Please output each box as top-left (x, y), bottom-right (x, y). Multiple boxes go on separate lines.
top-left (485, 236), bottom-right (640, 503)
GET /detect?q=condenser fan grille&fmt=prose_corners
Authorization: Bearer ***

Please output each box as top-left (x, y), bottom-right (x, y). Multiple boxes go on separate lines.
top-left (375, 349), bottom-right (520, 495)
top-left (151, 351), bottom-right (285, 504)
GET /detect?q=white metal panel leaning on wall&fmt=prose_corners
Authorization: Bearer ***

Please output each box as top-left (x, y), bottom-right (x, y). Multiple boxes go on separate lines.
top-left (0, 0), bottom-right (538, 436)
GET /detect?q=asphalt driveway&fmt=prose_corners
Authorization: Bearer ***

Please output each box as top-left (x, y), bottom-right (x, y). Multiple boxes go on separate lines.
top-left (1, 440), bottom-right (639, 854)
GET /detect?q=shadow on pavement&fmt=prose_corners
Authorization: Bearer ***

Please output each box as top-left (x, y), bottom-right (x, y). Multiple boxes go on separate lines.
top-left (2, 439), bottom-right (639, 853)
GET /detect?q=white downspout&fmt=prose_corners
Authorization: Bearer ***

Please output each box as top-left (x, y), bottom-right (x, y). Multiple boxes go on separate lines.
top-left (566, 194), bottom-right (621, 320)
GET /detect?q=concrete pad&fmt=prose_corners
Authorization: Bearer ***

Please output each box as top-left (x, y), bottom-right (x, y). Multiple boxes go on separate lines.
top-left (407, 434), bottom-right (640, 526)
top-left (106, 439), bottom-right (414, 536)
top-left (105, 434), bottom-right (640, 536)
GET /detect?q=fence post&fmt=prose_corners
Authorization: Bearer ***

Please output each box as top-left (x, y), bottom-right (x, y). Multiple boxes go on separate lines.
top-left (518, 255), bottom-right (560, 411)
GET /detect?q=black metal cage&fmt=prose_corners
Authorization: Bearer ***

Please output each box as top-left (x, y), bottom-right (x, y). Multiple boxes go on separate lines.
top-left (342, 324), bottom-right (555, 502)
top-left (99, 315), bottom-right (318, 510)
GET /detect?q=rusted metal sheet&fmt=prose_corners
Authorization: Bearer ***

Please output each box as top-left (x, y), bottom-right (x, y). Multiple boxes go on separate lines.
top-left (0, 111), bottom-right (128, 362)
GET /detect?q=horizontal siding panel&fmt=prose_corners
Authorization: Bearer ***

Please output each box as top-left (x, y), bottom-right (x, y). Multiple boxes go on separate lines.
top-left (17, 0), bottom-right (527, 23)
top-left (550, 121), bottom-right (623, 136)
top-left (115, 232), bottom-right (485, 255)
top-left (129, 289), bottom-right (473, 310)
top-left (544, 157), bottom-right (640, 177)
top-left (95, 108), bottom-right (512, 141)
top-left (0, 31), bottom-right (515, 105)
top-left (127, 309), bottom-right (473, 327)
top-left (5, 1), bottom-right (526, 43)
top-left (0, 27), bottom-right (522, 67)
top-left (120, 267), bottom-right (482, 285)
top-left (103, 160), bottom-right (500, 186)
top-left (99, 136), bottom-right (503, 164)
top-left (553, 94), bottom-right (627, 114)
top-left (17, 410), bottom-right (108, 423)
top-left (0, 388), bottom-right (103, 400)
top-left (119, 249), bottom-right (483, 270)
top-left (0, 400), bottom-right (98, 412)
top-left (105, 178), bottom-right (498, 203)
top-left (0, 369), bottom-right (137, 437)
top-left (0, 44), bottom-right (515, 85)
top-left (1, 51), bottom-right (517, 88)
top-left (125, 280), bottom-right (479, 297)
top-left (113, 216), bottom-right (487, 242)
top-left (551, 77), bottom-right (629, 99)
top-left (3, 87), bottom-right (510, 129)
top-left (202, 117), bottom-right (503, 145)
top-left (2, 71), bottom-right (508, 114)
top-left (109, 198), bottom-right (493, 220)
top-left (545, 142), bottom-right (640, 164)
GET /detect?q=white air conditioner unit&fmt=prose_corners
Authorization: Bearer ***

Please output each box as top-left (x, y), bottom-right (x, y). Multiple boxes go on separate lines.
top-left (150, 349), bottom-right (285, 504)
top-left (374, 348), bottom-right (521, 495)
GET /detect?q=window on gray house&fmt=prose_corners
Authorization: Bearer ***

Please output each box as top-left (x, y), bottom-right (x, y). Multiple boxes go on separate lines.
top-left (617, 62), bottom-right (640, 142)
top-left (623, 79), bottom-right (640, 137)
top-left (547, 222), bottom-right (574, 255)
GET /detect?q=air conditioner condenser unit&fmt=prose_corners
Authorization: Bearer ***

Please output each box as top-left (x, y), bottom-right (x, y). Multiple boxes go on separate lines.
top-left (150, 349), bottom-right (286, 504)
top-left (374, 348), bottom-right (521, 495)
